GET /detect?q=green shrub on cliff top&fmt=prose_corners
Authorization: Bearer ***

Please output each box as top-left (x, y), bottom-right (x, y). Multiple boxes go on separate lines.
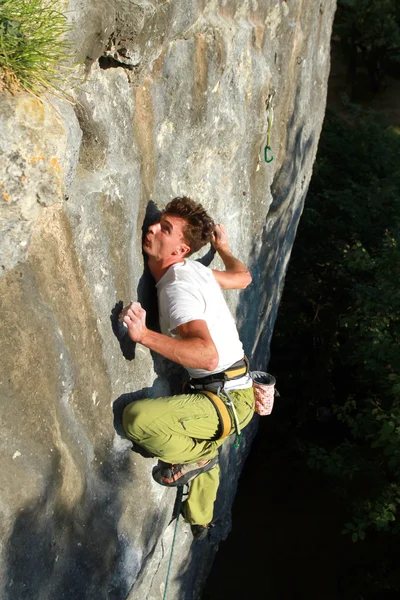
top-left (0, 0), bottom-right (70, 94)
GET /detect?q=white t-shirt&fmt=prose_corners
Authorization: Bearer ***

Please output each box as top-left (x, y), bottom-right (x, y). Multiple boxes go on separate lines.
top-left (156, 259), bottom-right (247, 380)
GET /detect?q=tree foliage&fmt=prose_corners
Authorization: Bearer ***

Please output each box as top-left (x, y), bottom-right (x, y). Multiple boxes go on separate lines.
top-left (271, 104), bottom-right (400, 554)
top-left (335, 0), bottom-right (400, 90)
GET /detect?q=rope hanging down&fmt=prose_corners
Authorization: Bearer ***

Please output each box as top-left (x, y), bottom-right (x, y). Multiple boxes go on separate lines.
top-left (264, 91), bottom-right (275, 163)
top-left (163, 485), bottom-right (184, 600)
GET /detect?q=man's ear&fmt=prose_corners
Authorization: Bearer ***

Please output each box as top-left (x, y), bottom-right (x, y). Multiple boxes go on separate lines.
top-left (176, 243), bottom-right (190, 257)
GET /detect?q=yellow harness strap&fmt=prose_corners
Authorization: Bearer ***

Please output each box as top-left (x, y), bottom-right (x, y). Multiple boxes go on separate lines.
top-left (201, 390), bottom-right (233, 440)
top-left (223, 364), bottom-right (247, 379)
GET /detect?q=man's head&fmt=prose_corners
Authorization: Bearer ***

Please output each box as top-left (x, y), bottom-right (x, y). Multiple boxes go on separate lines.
top-left (143, 197), bottom-right (214, 262)
top-left (162, 197), bottom-right (215, 256)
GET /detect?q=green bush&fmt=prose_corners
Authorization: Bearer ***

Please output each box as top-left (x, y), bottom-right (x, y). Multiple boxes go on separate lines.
top-left (0, 0), bottom-right (70, 94)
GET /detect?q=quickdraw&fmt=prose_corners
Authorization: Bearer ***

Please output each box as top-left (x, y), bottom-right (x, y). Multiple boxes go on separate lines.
top-left (264, 91), bottom-right (275, 163)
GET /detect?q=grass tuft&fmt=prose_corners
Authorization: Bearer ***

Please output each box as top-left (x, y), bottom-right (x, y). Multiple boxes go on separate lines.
top-left (0, 0), bottom-right (71, 95)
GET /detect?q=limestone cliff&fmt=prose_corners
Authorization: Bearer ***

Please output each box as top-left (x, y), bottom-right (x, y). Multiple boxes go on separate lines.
top-left (0, 1), bottom-right (336, 598)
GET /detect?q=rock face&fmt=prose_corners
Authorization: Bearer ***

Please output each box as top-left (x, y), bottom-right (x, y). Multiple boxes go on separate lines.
top-left (0, 1), bottom-right (336, 598)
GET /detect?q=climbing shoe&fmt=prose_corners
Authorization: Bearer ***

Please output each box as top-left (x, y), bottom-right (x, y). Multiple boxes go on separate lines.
top-left (191, 524), bottom-right (210, 541)
top-left (152, 456), bottom-right (218, 487)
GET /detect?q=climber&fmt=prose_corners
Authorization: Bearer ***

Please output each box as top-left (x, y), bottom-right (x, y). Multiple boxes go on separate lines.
top-left (120, 197), bottom-right (255, 539)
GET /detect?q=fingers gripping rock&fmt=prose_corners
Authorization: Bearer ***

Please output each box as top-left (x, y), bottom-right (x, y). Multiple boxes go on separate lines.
top-left (124, 302), bottom-right (147, 343)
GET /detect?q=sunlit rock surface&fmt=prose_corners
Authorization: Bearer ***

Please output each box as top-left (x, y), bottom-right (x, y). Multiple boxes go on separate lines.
top-left (0, 1), bottom-right (336, 598)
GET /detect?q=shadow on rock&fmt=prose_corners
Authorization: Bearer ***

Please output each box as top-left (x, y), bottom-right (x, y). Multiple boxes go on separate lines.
top-left (237, 86), bottom-right (315, 371)
top-left (200, 90), bottom-right (319, 600)
top-left (196, 245), bottom-right (216, 268)
top-left (2, 446), bottom-right (139, 600)
top-left (110, 199), bottom-right (187, 389)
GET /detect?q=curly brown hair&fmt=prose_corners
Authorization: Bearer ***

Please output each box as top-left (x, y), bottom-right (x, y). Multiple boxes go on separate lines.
top-left (163, 197), bottom-right (215, 256)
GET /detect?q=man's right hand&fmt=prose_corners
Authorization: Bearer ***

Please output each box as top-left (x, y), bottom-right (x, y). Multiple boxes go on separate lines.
top-left (123, 302), bottom-right (148, 343)
top-left (118, 302), bottom-right (134, 325)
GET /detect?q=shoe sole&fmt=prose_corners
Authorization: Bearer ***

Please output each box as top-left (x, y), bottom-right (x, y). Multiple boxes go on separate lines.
top-left (152, 456), bottom-right (218, 487)
top-left (191, 525), bottom-right (210, 541)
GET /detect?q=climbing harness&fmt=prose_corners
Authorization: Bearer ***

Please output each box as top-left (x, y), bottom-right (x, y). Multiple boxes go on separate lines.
top-left (185, 357), bottom-right (250, 447)
top-left (201, 390), bottom-right (232, 440)
top-left (163, 485), bottom-right (184, 600)
top-left (264, 91), bottom-right (275, 163)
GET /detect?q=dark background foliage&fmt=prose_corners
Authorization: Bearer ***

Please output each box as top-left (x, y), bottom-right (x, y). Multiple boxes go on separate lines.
top-left (268, 0), bottom-right (400, 594)
top-left (205, 2), bottom-right (400, 598)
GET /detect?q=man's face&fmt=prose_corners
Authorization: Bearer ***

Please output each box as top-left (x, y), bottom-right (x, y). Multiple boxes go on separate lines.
top-left (143, 213), bottom-right (190, 260)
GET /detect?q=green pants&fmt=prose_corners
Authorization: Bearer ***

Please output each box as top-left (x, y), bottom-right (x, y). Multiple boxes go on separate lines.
top-left (122, 387), bottom-right (255, 525)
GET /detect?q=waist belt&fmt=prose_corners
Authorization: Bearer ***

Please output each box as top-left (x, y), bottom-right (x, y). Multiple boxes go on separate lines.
top-left (191, 356), bottom-right (249, 386)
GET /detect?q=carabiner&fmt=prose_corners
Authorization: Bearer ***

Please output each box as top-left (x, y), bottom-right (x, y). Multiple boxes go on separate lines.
top-left (264, 145), bottom-right (274, 163)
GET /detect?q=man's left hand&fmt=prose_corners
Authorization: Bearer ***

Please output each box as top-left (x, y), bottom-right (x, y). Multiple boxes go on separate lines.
top-left (212, 224), bottom-right (231, 253)
top-left (123, 302), bottom-right (148, 343)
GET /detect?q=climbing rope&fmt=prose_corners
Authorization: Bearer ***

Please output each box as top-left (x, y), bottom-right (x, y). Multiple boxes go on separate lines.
top-left (264, 91), bottom-right (275, 163)
top-left (163, 485), bottom-right (184, 600)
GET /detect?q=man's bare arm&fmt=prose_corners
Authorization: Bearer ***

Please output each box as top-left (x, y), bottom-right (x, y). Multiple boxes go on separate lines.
top-left (211, 224), bottom-right (252, 290)
top-left (122, 303), bottom-right (219, 371)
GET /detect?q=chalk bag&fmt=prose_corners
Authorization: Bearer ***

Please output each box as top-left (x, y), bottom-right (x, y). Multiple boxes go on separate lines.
top-left (251, 371), bottom-right (276, 416)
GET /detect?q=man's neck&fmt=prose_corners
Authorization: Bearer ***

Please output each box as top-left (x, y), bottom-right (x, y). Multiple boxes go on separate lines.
top-left (147, 256), bottom-right (186, 283)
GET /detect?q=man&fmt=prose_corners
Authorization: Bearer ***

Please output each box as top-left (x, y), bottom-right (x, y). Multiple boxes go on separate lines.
top-left (121, 197), bottom-right (254, 538)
